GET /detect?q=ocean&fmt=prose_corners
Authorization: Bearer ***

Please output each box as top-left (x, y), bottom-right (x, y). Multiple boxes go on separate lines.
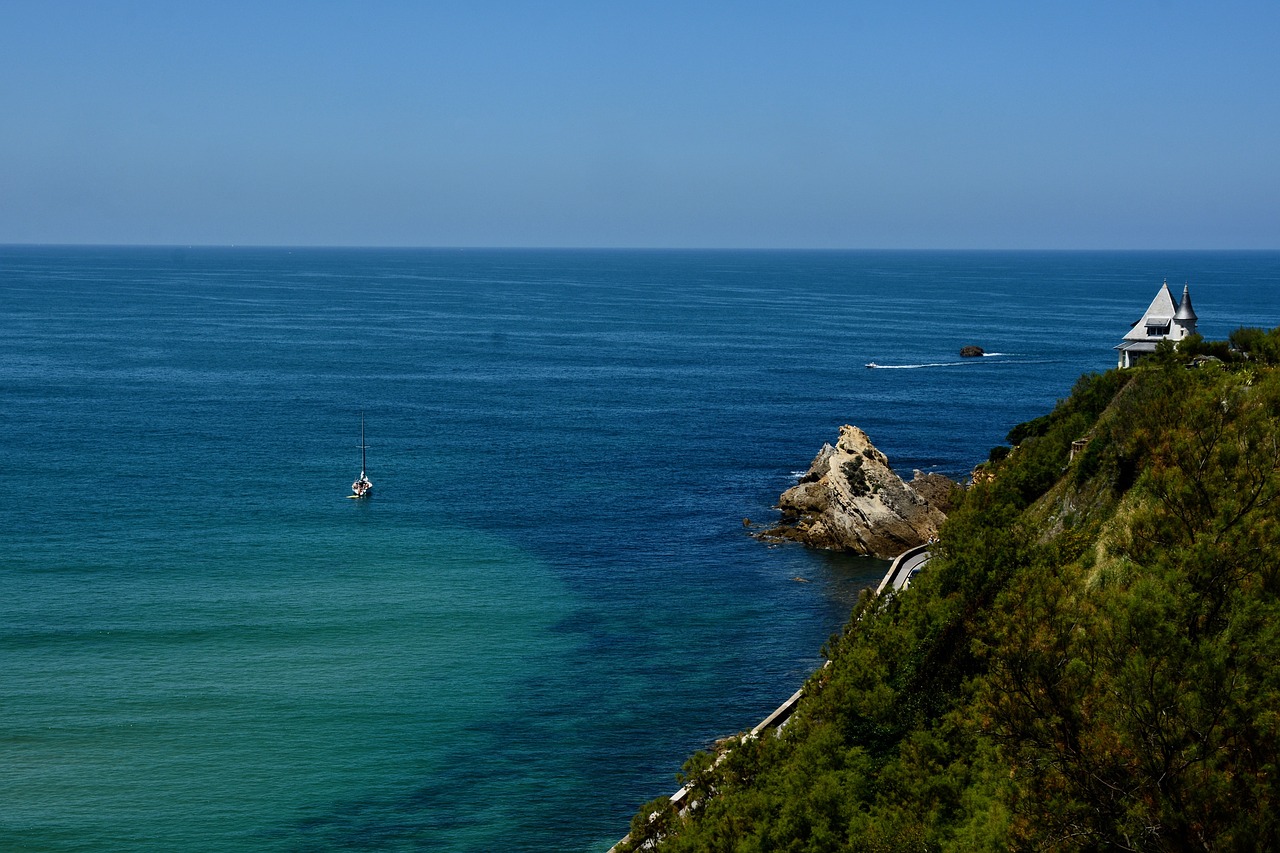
top-left (3, 248), bottom-right (1278, 851)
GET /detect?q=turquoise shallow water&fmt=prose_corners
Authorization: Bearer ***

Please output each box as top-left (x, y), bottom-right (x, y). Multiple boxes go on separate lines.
top-left (2, 248), bottom-right (1278, 851)
top-left (7, 526), bottom-right (568, 850)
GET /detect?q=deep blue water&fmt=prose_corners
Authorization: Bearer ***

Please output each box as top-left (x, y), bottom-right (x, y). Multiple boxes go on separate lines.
top-left (2, 248), bottom-right (1278, 851)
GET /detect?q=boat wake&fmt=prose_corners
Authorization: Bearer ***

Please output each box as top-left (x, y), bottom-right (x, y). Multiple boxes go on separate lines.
top-left (866, 353), bottom-right (1016, 369)
top-left (866, 360), bottom-right (980, 369)
top-left (868, 362), bottom-right (951, 370)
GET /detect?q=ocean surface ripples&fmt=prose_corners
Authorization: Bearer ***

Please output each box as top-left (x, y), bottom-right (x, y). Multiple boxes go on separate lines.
top-left (2, 247), bottom-right (1277, 851)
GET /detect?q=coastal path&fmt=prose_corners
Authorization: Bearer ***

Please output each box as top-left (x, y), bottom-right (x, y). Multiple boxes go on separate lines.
top-left (874, 543), bottom-right (932, 595)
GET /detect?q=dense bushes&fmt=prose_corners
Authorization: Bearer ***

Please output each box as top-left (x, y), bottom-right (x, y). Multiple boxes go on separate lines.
top-left (1229, 326), bottom-right (1280, 364)
top-left (620, 344), bottom-right (1280, 852)
top-left (988, 368), bottom-right (1132, 508)
top-left (986, 361), bottom-right (1280, 849)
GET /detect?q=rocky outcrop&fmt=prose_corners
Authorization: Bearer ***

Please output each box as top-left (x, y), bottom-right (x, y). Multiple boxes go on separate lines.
top-left (960, 345), bottom-right (985, 357)
top-left (755, 425), bottom-right (954, 558)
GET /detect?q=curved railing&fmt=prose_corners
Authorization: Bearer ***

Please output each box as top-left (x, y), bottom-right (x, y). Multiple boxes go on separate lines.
top-left (874, 542), bottom-right (932, 595)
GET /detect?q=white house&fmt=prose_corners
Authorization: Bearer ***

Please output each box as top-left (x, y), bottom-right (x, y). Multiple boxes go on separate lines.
top-left (1115, 281), bottom-right (1198, 368)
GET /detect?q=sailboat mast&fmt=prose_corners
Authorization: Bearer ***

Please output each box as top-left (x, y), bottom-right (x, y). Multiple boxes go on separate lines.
top-left (360, 412), bottom-right (367, 474)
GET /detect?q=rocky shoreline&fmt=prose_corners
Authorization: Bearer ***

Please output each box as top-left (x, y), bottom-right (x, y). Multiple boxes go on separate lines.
top-left (754, 425), bottom-right (957, 559)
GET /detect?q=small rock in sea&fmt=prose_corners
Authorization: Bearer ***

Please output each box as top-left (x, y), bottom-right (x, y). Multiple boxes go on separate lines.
top-left (742, 517), bottom-right (752, 528)
top-left (791, 576), bottom-right (810, 583)
top-left (959, 345), bottom-right (985, 357)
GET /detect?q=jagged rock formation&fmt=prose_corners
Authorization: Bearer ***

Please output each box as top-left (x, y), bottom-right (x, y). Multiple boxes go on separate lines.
top-left (960, 345), bottom-right (985, 357)
top-left (756, 425), bottom-right (953, 558)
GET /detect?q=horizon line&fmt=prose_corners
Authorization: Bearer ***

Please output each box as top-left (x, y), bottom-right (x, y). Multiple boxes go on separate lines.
top-left (3, 242), bottom-right (1279, 253)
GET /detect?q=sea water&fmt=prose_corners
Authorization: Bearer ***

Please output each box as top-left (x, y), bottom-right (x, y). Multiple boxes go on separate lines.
top-left (2, 248), bottom-right (1278, 851)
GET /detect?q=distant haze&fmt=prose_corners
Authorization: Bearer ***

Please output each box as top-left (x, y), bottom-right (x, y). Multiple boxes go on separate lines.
top-left (1, 1), bottom-right (1277, 249)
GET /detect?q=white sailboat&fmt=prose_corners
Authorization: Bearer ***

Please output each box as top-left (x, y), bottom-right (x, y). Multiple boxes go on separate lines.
top-left (350, 413), bottom-right (372, 499)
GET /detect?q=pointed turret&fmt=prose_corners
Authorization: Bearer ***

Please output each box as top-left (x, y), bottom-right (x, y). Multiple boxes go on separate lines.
top-left (1175, 283), bottom-right (1197, 323)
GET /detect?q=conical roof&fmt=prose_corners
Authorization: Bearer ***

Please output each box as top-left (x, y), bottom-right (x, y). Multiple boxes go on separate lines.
top-left (1123, 281), bottom-right (1177, 341)
top-left (1175, 283), bottom-right (1198, 322)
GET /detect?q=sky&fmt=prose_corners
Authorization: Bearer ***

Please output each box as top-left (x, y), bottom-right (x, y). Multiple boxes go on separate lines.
top-left (1, 1), bottom-right (1277, 249)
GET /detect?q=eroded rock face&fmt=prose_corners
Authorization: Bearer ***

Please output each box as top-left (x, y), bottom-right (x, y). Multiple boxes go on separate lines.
top-left (756, 425), bottom-right (954, 558)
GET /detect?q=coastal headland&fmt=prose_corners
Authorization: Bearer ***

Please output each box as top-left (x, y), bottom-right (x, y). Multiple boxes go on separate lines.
top-left (618, 329), bottom-right (1280, 851)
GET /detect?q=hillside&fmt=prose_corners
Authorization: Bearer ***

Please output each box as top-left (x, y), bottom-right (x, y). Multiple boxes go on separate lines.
top-left (620, 332), bottom-right (1280, 852)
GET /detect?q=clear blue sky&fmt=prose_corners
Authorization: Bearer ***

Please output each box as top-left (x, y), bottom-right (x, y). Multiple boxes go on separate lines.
top-left (1, 1), bottom-right (1277, 248)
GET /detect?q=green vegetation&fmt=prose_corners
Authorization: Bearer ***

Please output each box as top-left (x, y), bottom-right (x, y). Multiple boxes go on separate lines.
top-left (621, 332), bottom-right (1280, 851)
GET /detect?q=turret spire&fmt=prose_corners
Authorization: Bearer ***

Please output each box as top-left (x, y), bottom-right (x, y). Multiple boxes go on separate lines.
top-left (1175, 283), bottom-right (1197, 323)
